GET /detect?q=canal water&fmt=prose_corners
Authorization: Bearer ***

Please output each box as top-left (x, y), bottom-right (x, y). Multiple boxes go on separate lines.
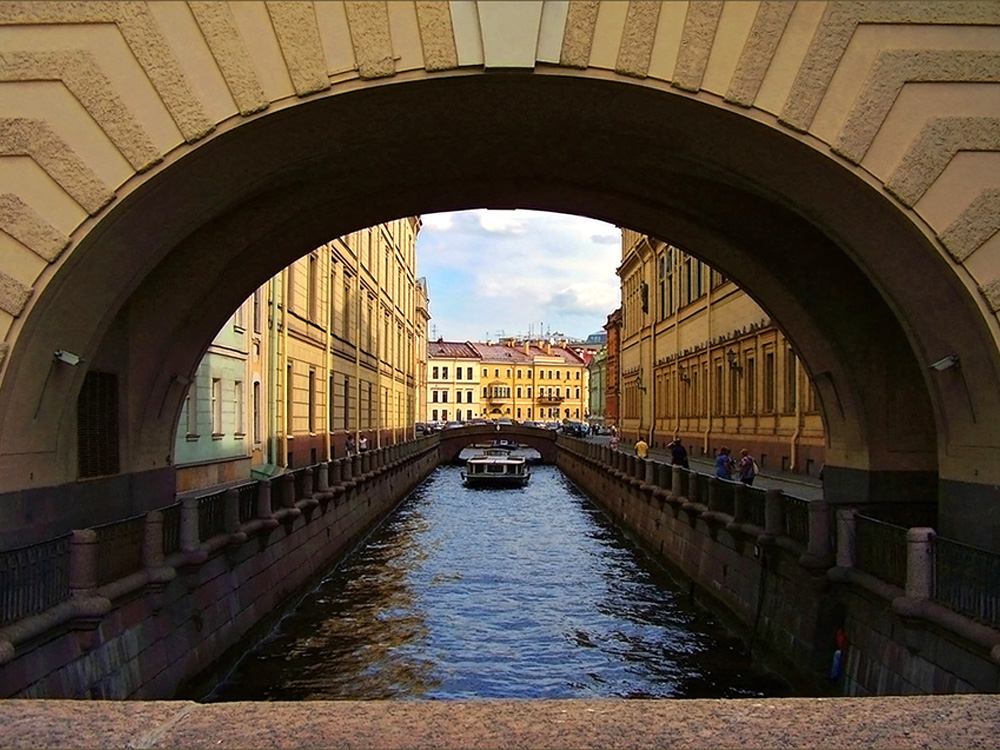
top-left (207, 465), bottom-right (796, 701)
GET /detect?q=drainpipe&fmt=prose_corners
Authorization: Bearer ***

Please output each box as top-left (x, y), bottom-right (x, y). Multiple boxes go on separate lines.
top-left (790, 352), bottom-right (802, 471)
top-left (324, 247), bottom-right (333, 461)
top-left (703, 274), bottom-right (714, 455)
top-left (267, 277), bottom-right (278, 467)
top-left (354, 265), bottom-right (361, 448)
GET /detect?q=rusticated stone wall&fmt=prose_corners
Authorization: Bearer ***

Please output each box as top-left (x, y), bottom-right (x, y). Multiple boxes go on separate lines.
top-left (0, 442), bottom-right (439, 699)
top-left (556, 436), bottom-right (1000, 695)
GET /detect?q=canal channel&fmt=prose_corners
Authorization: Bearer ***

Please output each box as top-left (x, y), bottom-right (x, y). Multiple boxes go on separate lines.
top-left (206, 463), bottom-right (804, 701)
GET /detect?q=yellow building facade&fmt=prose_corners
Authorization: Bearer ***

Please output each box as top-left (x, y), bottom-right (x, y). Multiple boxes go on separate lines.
top-left (618, 230), bottom-right (825, 476)
top-left (267, 218), bottom-right (423, 469)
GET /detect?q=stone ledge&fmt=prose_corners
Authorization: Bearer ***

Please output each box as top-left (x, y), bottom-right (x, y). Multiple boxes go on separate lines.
top-left (1, 696), bottom-right (997, 749)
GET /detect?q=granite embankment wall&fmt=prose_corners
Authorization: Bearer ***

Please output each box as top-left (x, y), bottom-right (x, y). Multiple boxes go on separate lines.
top-left (0, 439), bottom-right (439, 699)
top-left (555, 436), bottom-right (1000, 695)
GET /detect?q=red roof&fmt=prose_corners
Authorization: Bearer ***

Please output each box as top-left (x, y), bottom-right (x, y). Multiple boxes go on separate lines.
top-left (427, 340), bottom-right (480, 359)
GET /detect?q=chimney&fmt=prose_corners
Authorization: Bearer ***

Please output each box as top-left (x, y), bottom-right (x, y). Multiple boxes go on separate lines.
top-left (524, 341), bottom-right (530, 355)
top-left (545, 341), bottom-right (552, 355)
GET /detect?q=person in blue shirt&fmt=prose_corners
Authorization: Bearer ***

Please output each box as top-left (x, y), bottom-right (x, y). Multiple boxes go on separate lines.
top-left (715, 447), bottom-right (732, 479)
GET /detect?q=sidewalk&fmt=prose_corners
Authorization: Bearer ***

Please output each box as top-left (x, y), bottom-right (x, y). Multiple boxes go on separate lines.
top-left (589, 436), bottom-right (823, 501)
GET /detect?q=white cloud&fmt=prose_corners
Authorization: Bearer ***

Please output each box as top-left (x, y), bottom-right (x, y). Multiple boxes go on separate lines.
top-left (416, 210), bottom-right (622, 340)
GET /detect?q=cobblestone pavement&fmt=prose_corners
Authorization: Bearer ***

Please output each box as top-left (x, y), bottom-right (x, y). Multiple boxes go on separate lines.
top-left (1, 696), bottom-right (997, 748)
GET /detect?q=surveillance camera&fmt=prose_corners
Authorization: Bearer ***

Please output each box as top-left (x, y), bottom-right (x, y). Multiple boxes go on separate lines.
top-left (928, 354), bottom-right (959, 372)
top-left (53, 350), bottom-right (82, 366)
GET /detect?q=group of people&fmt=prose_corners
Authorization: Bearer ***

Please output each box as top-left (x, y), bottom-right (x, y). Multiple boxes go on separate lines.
top-left (607, 427), bottom-right (759, 486)
top-left (344, 434), bottom-right (369, 457)
top-left (715, 446), bottom-right (758, 486)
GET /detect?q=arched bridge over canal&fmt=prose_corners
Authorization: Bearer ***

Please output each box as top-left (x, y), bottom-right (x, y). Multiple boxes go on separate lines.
top-left (436, 425), bottom-right (558, 464)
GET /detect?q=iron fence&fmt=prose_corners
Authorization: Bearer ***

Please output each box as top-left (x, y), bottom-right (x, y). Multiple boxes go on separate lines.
top-left (745, 486), bottom-right (766, 528)
top-left (783, 496), bottom-right (810, 545)
top-left (93, 513), bottom-right (145, 586)
top-left (237, 482), bottom-right (258, 524)
top-left (713, 478), bottom-right (736, 517)
top-left (0, 534), bottom-right (71, 627)
top-left (934, 536), bottom-right (1000, 628)
top-left (161, 503), bottom-right (181, 556)
top-left (198, 490), bottom-right (226, 541)
top-left (856, 515), bottom-right (907, 588)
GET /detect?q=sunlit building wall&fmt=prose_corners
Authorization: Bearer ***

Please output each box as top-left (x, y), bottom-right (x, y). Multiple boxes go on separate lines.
top-left (175, 218), bottom-right (422, 488)
top-left (617, 230), bottom-right (825, 475)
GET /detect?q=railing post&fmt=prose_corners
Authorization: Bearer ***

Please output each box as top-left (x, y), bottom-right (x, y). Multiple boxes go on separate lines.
top-left (361, 451), bottom-right (371, 476)
top-left (644, 458), bottom-right (656, 486)
top-left (905, 527), bottom-right (936, 601)
top-left (800, 500), bottom-right (834, 569)
top-left (142, 510), bottom-right (165, 568)
top-left (836, 507), bottom-right (858, 568)
top-left (760, 488), bottom-right (785, 544)
top-left (256, 479), bottom-right (272, 518)
top-left (303, 467), bottom-right (314, 498)
top-left (180, 496), bottom-right (200, 552)
top-left (342, 455), bottom-right (353, 482)
top-left (329, 459), bottom-right (343, 487)
top-left (671, 465), bottom-right (682, 497)
top-left (317, 462), bottom-right (330, 492)
top-left (224, 488), bottom-right (240, 534)
top-left (352, 454), bottom-right (362, 480)
top-left (69, 529), bottom-right (99, 597)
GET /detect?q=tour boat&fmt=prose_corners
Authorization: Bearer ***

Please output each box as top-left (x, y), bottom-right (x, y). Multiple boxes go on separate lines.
top-left (461, 446), bottom-right (531, 487)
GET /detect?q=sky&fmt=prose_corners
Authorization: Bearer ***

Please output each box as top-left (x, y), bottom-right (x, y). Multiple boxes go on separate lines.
top-left (416, 209), bottom-right (621, 343)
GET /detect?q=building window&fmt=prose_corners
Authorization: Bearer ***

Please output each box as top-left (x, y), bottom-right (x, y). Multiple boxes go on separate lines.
top-left (466, 367), bottom-right (472, 380)
top-left (764, 351), bottom-right (776, 413)
top-left (457, 367), bottom-right (463, 380)
top-left (442, 391), bottom-right (448, 403)
top-left (466, 409), bottom-right (472, 421)
top-left (308, 370), bottom-right (316, 432)
top-left (253, 380), bottom-right (261, 443)
top-left (212, 378), bottom-right (223, 435)
top-left (432, 409), bottom-right (438, 421)
top-left (784, 346), bottom-right (798, 413)
top-left (344, 376), bottom-right (351, 430)
top-left (253, 289), bottom-right (262, 333)
top-left (432, 391), bottom-right (438, 403)
top-left (746, 357), bottom-right (756, 415)
top-left (442, 367), bottom-right (449, 379)
top-left (456, 392), bottom-right (463, 403)
top-left (433, 366), bottom-right (439, 379)
top-left (234, 380), bottom-right (244, 436)
top-left (517, 386), bottom-right (522, 398)
top-left (286, 365), bottom-right (293, 434)
top-left (186, 377), bottom-right (198, 436)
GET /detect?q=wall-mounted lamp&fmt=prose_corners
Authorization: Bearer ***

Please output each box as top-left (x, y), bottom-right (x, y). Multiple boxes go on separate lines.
top-left (678, 364), bottom-right (690, 383)
top-left (928, 354), bottom-right (959, 372)
top-left (726, 349), bottom-right (742, 373)
top-left (635, 377), bottom-right (647, 392)
top-left (53, 349), bottom-right (82, 366)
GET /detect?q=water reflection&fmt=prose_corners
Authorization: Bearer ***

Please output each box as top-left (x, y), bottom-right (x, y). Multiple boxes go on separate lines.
top-left (208, 466), bottom-right (794, 701)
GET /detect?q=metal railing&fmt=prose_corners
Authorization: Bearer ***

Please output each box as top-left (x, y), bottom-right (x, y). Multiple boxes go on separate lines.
top-left (0, 534), bottom-right (71, 628)
top-left (161, 503), bottom-right (181, 556)
top-left (237, 482), bottom-right (258, 524)
top-left (745, 486), bottom-right (766, 528)
top-left (197, 490), bottom-right (227, 541)
top-left (783, 496), bottom-right (810, 545)
top-left (93, 514), bottom-right (145, 586)
top-left (856, 515), bottom-right (907, 588)
top-left (935, 536), bottom-right (1000, 628)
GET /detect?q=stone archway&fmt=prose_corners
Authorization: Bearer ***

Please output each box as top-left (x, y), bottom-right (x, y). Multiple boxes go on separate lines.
top-left (1, 2), bottom-right (999, 548)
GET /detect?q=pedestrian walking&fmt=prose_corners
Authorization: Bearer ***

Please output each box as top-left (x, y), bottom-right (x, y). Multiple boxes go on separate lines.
top-left (634, 434), bottom-right (649, 459)
top-left (609, 434), bottom-right (620, 451)
top-left (345, 435), bottom-right (356, 457)
top-left (668, 437), bottom-right (689, 469)
top-left (715, 447), bottom-right (732, 479)
top-left (737, 448), bottom-right (758, 486)
top-left (359, 435), bottom-right (369, 453)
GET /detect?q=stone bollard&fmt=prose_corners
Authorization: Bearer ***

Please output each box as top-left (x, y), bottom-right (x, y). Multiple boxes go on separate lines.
top-left (688, 473), bottom-right (699, 504)
top-left (142, 510), bottom-right (165, 568)
top-left (836, 507), bottom-right (858, 568)
top-left (69, 529), bottom-right (99, 597)
top-left (361, 451), bottom-right (371, 476)
top-left (760, 488), bottom-right (785, 544)
top-left (303, 467), bottom-right (314, 498)
top-left (180, 496), bottom-right (200, 552)
top-left (352, 454), bottom-right (362, 480)
top-left (342, 455), bottom-right (353, 482)
top-left (905, 527), bottom-right (937, 601)
top-left (644, 458), bottom-right (656, 486)
top-left (256, 479), bottom-right (272, 518)
top-left (671, 465), bottom-right (683, 498)
top-left (329, 459), bottom-right (343, 487)
top-left (282, 473), bottom-right (296, 508)
top-left (224, 488), bottom-right (241, 534)
top-left (800, 500), bottom-right (834, 569)
top-left (317, 463), bottom-right (330, 493)
top-left (706, 476), bottom-right (719, 512)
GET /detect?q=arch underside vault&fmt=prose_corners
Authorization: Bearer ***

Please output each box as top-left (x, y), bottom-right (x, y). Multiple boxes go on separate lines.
top-left (0, 1), bottom-right (999, 549)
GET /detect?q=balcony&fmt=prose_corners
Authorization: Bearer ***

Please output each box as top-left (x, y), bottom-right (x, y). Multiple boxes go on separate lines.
top-left (536, 394), bottom-right (564, 404)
